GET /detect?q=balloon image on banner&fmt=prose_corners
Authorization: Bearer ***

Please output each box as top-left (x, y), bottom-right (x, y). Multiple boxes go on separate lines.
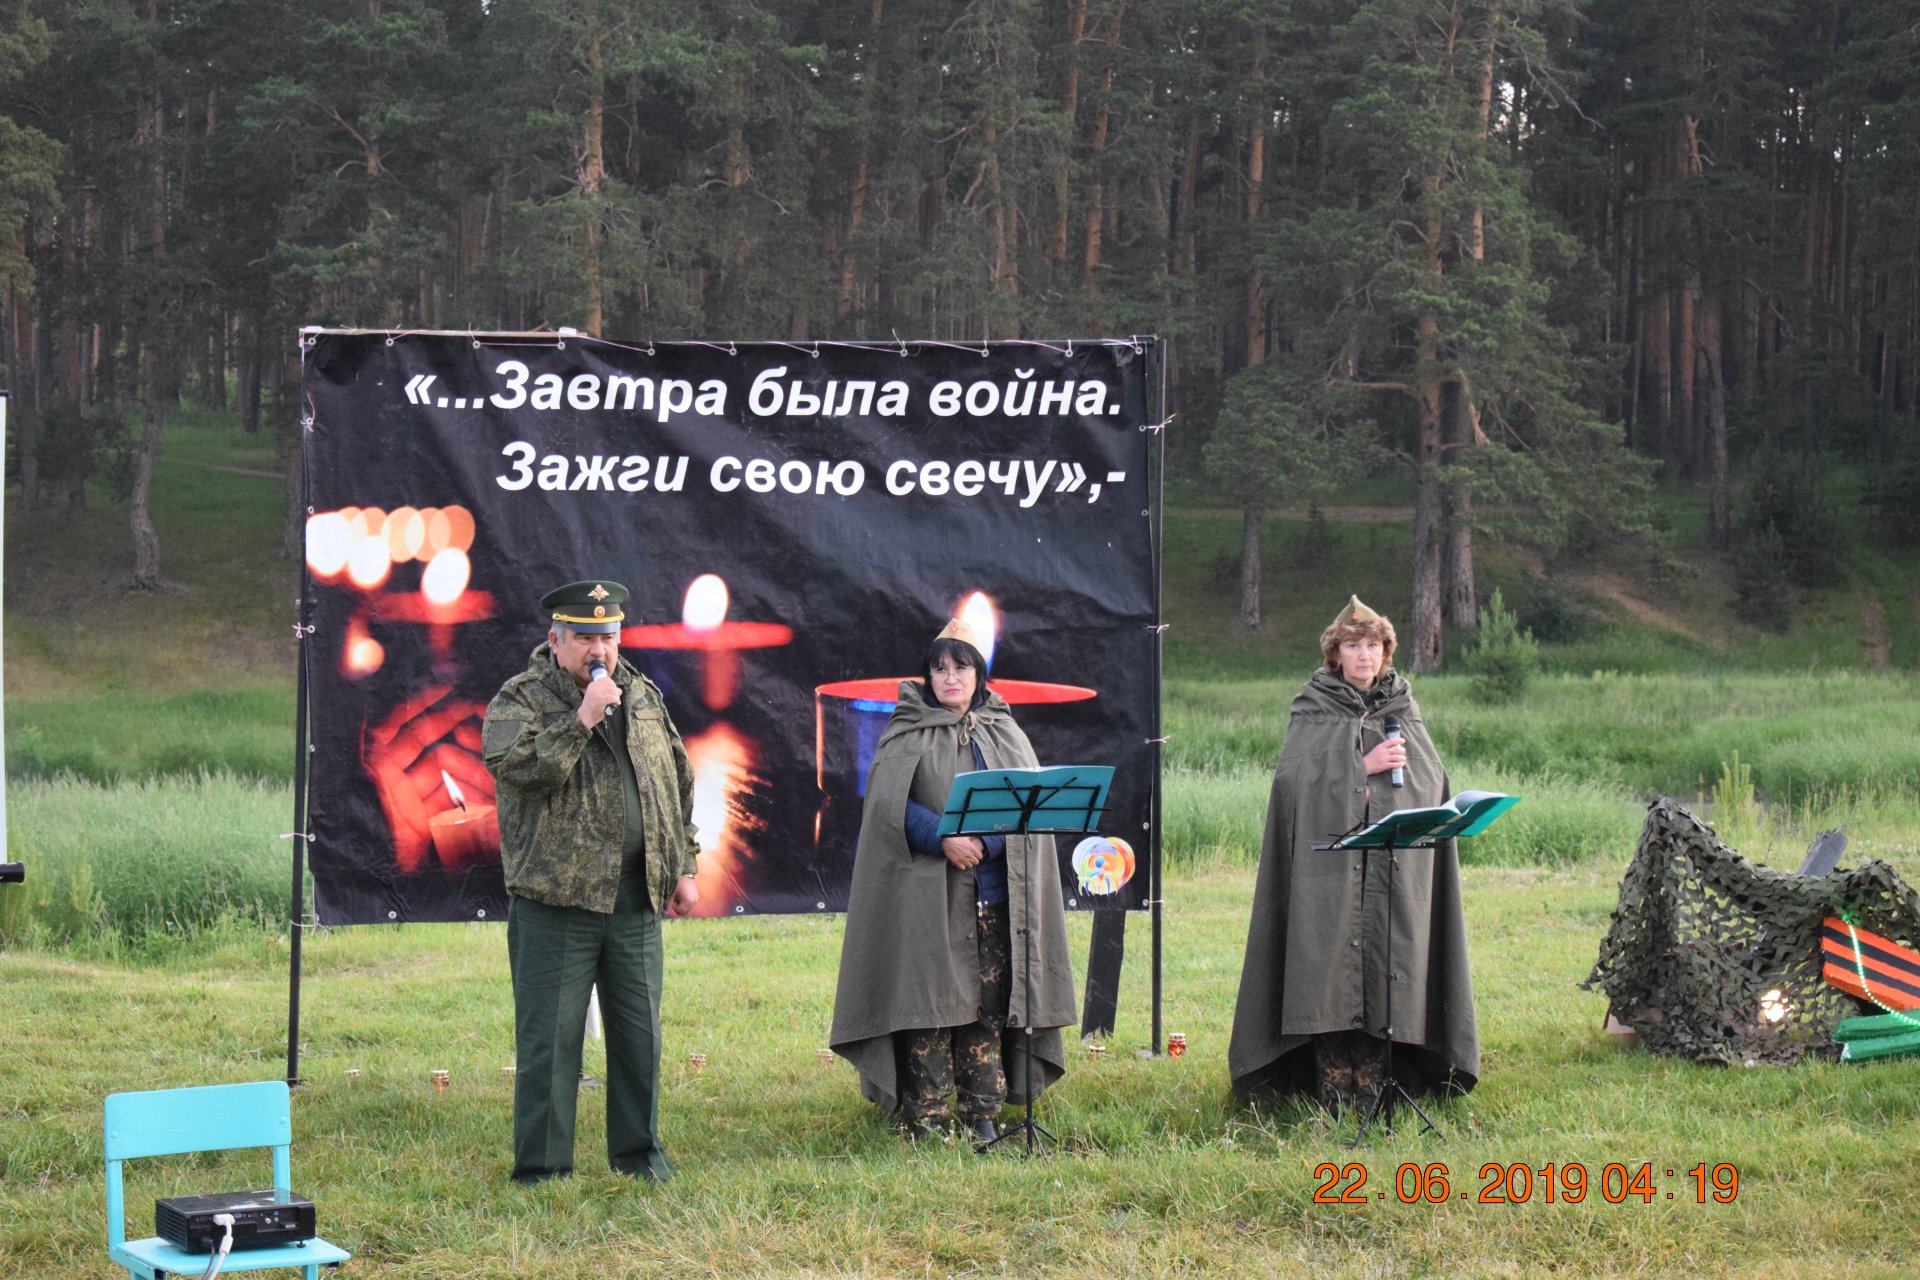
top-left (1072, 836), bottom-right (1137, 896)
top-left (298, 332), bottom-right (1159, 925)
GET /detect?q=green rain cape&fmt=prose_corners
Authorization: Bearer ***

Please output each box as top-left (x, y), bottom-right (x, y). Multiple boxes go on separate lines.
top-left (829, 682), bottom-right (1078, 1115)
top-left (1227, 668), bottom-right (1480, 1097)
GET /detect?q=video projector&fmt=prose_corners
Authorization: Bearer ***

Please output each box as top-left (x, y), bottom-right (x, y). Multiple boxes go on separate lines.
top-left (155, 1188), bottom-right (317, 1253)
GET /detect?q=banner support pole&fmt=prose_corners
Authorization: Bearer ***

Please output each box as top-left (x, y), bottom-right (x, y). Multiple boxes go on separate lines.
top-left (1148, 337), bottom-right (1167, 1058)
top-left (287, 357), bottom-right (314, 1088)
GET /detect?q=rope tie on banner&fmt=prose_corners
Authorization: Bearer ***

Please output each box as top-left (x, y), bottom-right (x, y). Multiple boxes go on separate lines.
top-left (291, 623), bottom-right (315, 639)
top-left (1145, 736), bottom-right (1170, 745)
top-left (278, 831), bottom-right (313, 842)
top-left (1139, 415), bottom-right (1173, 433)
top-left (1843, 917), bottom-right (1920, 1030)
top-left (891, 330), bottom-right (910, 357)
top-left (1144, 623), bottom-right (1170, 634)
top-left (917, 339), bottom-right (992, 358)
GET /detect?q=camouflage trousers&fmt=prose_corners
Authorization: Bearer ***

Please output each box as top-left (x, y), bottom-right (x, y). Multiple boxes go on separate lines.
top-left (898, 903), bottom-right (1012, 1124)
top-left (1313, 1030), bottom-right (1388, 1113)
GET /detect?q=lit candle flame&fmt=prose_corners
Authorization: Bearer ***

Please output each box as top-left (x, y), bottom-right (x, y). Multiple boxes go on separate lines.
top-left (1758, 988), bottom-right (1791, 1024)
top-left (442, 770), bottom-right (469, 812)
top-left (305, 512), bottom-right (354, 578)
top-left (421, 547), bottom-right (471, 605)
top-left (958, 591), bottom-right (998, 670)
top-left (347, 534), bottom-right (393, 590)
top-left (343, 616), bottom-right (384, 676)
top-left (683, 574), bottom-right (730, 632)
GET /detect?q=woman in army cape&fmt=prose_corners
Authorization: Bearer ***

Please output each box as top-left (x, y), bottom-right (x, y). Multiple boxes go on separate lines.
top-left (829, 620), bottom-right (1077, 1142)
top-left (1227, 596), bottom-right (1478, 1109)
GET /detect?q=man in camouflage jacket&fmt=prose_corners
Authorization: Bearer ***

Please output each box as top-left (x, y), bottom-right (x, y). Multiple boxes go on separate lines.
top-left (483, 579), bottom-right (700, 1184)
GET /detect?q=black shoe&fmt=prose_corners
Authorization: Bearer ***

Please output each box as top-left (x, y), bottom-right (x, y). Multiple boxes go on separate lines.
top-left (967, 1118), bottom-right (998, 1150)
top-left (904, 1119), bottom-right (943, 1145)
top-left (509, 1167), bottom-right (572, 1185)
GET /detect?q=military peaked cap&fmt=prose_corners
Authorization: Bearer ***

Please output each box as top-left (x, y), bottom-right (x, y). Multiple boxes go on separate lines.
top-left (542, 580), bottom-right (628, 634)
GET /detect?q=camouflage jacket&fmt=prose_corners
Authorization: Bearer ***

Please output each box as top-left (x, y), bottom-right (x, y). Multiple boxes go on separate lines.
top-left (482, 643), bottom-right (699, 913)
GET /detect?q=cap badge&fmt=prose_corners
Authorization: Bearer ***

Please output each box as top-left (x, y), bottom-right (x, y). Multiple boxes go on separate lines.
top-left (588, 584), bottom-right (610, 601)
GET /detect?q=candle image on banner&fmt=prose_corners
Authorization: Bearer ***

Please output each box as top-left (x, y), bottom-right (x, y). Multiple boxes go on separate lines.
top-left (316, 502), bottom-right (498, 877)
top-left (812, 591), bottom-right (1097, 866)
top-left (428, 770), bottom-right (499, 870)
top-left (624, 575), bottom-right (791, 915)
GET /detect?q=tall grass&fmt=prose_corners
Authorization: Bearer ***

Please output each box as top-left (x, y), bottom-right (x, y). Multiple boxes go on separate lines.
top-left (0, 773), bottom-right (299, 953)
top-left (6, 689), bottom-right (294, 783)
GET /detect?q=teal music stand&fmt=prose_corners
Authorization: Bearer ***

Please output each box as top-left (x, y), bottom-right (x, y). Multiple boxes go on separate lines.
top-left (939, 766), bottom-right (1114, 840)
top-left (941, 765), bottom-right (1114, 1155)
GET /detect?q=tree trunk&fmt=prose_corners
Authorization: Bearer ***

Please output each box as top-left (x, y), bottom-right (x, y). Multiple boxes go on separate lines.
top-left (1702, 290), bottom-right (1731, 550)
top-left (8, 258), bottom-right (38, 510)
top-left (1443, 381), bottom-right (1478, 630)
top-left (1080, 3), bottom-right (1124, 294)
top-left (240, 310), bottom-right (263, 434)
top-left (1053, 0), bottom-right (1086, 268)
top-left (1238, 507), bottom-right (1262, 630)
top-left (130, 358), bottom-right (166, 590)
top-left (1410, 305), bottom-right (1446, 672)
top-left (580, 33), bottom-right (605, 336)
top-left (1243, 39), bottom-right (1267, 367)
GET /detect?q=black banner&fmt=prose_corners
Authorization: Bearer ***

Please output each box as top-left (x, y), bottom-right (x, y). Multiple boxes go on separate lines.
top-left (299, 333), bottom-right (1160, 924)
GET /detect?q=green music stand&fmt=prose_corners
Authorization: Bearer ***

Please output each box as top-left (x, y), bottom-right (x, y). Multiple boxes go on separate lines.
top-left (1319, 793), bottom-right (1520, 1146)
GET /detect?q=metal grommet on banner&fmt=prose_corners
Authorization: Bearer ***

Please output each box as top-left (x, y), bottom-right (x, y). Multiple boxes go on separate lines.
top-left (645, 340), bottom-right (655, 356)
top-left (892, 330), bottom-right (908, 357)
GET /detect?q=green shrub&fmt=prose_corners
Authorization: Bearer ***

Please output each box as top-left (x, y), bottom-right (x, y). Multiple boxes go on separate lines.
top-left (1461, 588), bottom-right (1540, 703)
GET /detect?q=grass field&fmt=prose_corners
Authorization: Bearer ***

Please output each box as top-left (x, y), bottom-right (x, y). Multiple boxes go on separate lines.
top-left (6, 860), bottom-right (1920, 1279)
top-left (8, 408), bottom-right (1920, 1276)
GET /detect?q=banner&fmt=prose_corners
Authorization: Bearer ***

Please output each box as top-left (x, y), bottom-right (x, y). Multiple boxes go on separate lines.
top-left (299, 333), bottom-right (1160, 924)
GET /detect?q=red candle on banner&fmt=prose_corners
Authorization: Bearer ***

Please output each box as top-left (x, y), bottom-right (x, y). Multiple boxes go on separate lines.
top-left (813, 591), bottom-right (1098, 853)
top-left (621, 574), bottom-right (793, 710)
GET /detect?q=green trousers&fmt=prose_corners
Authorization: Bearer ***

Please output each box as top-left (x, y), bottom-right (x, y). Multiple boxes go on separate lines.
top-left (507, 874), bottom-right (673, 1183)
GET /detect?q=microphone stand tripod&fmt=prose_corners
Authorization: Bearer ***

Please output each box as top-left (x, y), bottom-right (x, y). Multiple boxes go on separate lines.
top-left (937, 767), bottom-right (1113, 1158)
top-left (1348, 836), bottom-right (1443, 1147)
top-left (985, 786), bottom-right (1055, 1156)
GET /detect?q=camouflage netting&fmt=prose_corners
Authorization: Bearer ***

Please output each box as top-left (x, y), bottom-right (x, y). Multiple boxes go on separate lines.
top-left (1582, 799), bottom-right (1920, 1066)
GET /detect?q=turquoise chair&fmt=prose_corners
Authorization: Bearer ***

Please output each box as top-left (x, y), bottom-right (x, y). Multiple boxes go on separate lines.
top-left (104, 1081), bottom-right (351, 1280)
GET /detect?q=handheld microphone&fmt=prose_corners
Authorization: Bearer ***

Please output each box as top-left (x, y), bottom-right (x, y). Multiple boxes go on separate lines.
top-left (1384, 714), bottom-right (1404, 788)
top-left (588, 660), bottom-right (615, 718)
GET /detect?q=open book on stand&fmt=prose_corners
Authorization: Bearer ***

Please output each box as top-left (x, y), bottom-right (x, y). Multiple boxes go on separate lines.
top-left (1328, 790), bottom-right (1521, 849)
